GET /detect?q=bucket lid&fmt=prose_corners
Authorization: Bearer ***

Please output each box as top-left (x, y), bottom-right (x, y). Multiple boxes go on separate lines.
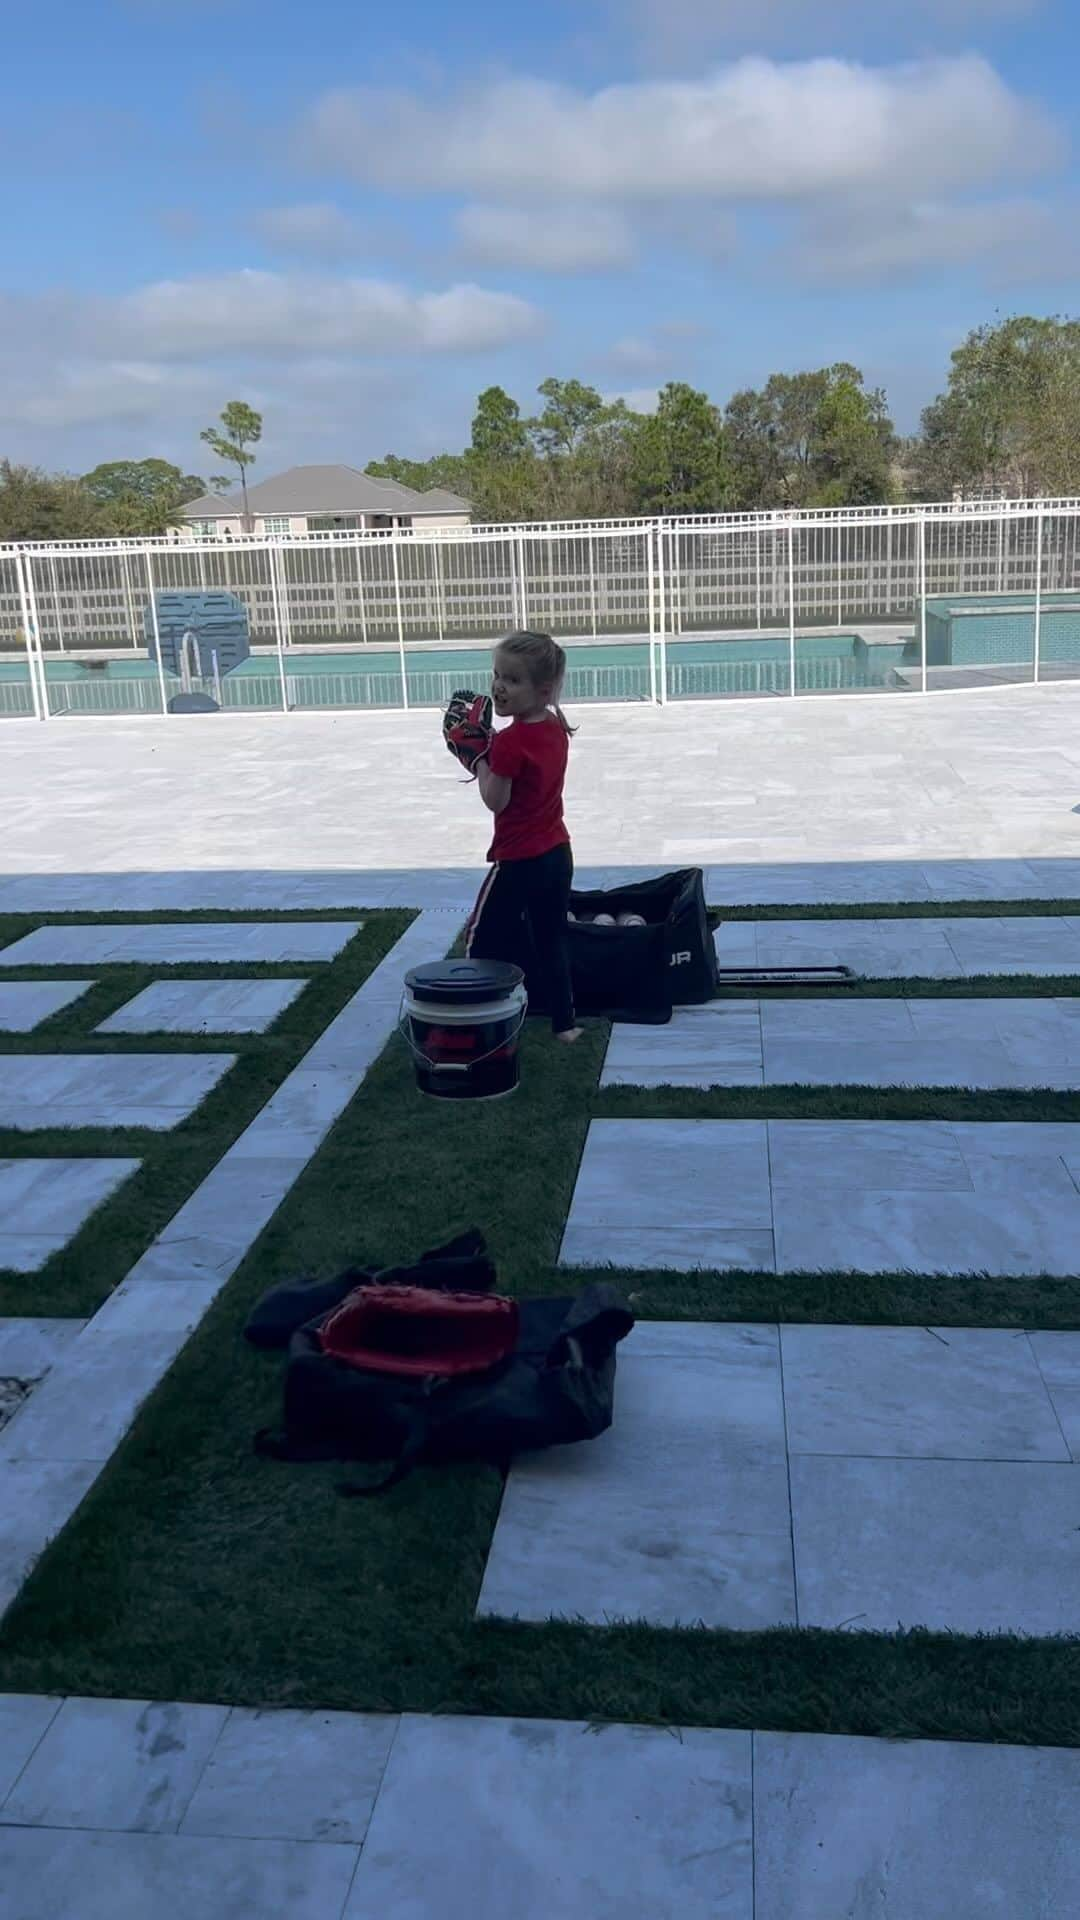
top-left (405, 959), bottom-right (525, 1006)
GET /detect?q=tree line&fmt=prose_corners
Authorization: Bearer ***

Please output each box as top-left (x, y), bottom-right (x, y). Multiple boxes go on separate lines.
top-left (3, 317), bottom-right (1080, 542)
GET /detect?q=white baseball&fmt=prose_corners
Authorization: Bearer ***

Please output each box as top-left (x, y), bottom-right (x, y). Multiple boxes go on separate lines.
top-left (566, 911), bottom-right (576, 922)
top-left (617, 912), bottom-right (647, 927)
top-left (592, 913), bottom-right (616, 926)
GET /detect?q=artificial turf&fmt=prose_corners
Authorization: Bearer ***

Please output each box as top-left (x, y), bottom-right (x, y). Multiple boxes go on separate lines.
top-left (3, 1002), bottom-right (1080, 1747)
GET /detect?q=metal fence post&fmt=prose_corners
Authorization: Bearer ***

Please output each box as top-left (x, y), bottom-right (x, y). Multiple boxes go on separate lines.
top-left (588, 533), bottom-right (597, 639)
top-left (268, 546), bottom-right (290, 713)
top-left (787, 519), bottom-right (796, 695)
top-left (755, 525), bottom-right (762, 630)
top-left (656, 521), bottom-right (668, 705)
top-left (516, 535), bottom-right (529, 630)
top-left (1034, 505), bottom-right (1044, 683)
top-left (391, 534), bottom-right (408, 709)
top-left (646, 527), bottom-right (657, 705)
top-left (144, 551), bottom-right (170, 716)
top-left (919, 513), bottom-right (928, 694)
top-left (15, 552), bottom-right (45, 720)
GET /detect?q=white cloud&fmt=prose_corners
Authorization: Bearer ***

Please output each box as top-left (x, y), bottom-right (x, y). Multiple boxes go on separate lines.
top-left (0, 361), bottom-right (219, 432)
top-left (793, 196), bottom-right (1080, 285)
top-left (81, 271), bottom-right (540, 360)
top-left (252, 202), bottom-right (373, 262)
top-left (300, 56), bottom-right (1059, 204)
top-left (456, 203), bottom-right (635, 272)
top-left (0, 270), bottom-right (543, 442)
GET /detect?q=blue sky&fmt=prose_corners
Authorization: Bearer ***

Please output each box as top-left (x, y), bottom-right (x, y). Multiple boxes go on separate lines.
top-left (3, 0), bottom-right (1080, 478)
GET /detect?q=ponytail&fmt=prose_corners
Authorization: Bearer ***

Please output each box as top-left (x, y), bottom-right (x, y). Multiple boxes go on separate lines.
top-left (496, 630), bottom-right (577, 735)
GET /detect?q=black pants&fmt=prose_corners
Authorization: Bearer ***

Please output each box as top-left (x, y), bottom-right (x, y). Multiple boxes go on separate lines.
top-left (466, 842), bottom-right (576, 1034)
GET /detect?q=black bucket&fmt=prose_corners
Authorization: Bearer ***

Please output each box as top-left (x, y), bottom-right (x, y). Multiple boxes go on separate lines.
top-left (402, 960), bottom-right (527, 1101)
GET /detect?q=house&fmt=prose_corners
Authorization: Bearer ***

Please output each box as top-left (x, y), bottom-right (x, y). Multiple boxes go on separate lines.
top-left (180, 464), bottom-right (472, 539)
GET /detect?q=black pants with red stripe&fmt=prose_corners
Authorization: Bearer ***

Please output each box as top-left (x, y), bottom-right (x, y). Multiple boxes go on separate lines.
top-left (466, 842), bottom-right (576, 1034)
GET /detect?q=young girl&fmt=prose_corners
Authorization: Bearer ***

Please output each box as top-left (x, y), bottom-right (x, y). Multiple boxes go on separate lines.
top-left (465, 630), bottom-right (582, 1044)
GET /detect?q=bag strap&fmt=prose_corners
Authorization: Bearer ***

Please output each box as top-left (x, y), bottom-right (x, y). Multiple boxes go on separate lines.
top-left (335, 1401), bottom-right (433, 1497)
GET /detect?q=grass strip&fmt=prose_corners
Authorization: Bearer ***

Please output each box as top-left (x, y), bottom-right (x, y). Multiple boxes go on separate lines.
top-left (0, 912), bottom-right (411, 1317)
top-left (4, 1016), bottom-right (1080, 1746)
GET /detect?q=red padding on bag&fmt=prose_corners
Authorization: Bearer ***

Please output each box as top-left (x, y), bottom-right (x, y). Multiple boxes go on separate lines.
top-left (317, 1284), bottom-right (519, 1377)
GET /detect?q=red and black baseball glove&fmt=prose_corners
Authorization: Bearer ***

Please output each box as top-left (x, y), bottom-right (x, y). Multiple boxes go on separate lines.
top-left (443, 689), bottom-right (493, 776)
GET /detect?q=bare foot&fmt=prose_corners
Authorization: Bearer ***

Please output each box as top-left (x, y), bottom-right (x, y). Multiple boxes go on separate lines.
top-left (556, 1027), bottom-right (585, 1045)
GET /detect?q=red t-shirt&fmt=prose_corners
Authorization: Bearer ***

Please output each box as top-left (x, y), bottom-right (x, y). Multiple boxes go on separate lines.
top-left (487, 715), bottom-right (570, 863)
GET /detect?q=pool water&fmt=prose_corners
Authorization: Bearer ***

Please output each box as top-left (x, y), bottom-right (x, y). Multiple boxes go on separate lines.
top-left (1, 633), bottom-right (908, 715)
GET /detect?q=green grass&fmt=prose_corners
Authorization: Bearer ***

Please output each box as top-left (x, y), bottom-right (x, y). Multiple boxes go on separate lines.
top-left (0, 911), bottom-right (411, 1316)
top-left (5, 1008), bottom-right (1080, 1748)
top-left (715, 898), bottom-right (1080, 920)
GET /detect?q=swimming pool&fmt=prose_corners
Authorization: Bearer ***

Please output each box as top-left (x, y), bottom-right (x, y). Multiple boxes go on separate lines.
top-left (0, 632), bottom-right (908, 716)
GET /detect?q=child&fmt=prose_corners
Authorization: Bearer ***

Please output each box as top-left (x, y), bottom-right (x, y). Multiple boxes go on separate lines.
top-left (465, 630), bottom-right (582, 1044)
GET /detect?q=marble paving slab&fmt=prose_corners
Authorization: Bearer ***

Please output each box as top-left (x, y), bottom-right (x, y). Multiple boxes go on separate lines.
top-left (0, 911), bottom-right (457, 1627)
top-left (0, 921), bottom-right (361, 966)
top-left (715, 914), bottom-right (1080, 979)
top-left (97, 978), bottom-right (306, 1035)
top-left (0, 1698), bottom-right (228, 1833)
top-left (0, 1828), bottom-right (359, 1920)
top-left (179, 1708), bottom-right (396, 1845)
top-left (562, 1119), bottom-right (1080, 1275)
top-left (0, 983), bottom-right (93, 1031)
top-left (790, 1456), bottom-right (1080, 1633)
top-left (345, 1714), bottom-right (753, 1920)
top-left (603, 995), bottom-right (1080, 1089)
top-left (0, 1320), bottom-right (85, 1380)
top-left (752, 1730), bottom-right (1080, 1919)
top-left (478, 1324), bottom-right (796, 1630)
top-left (4, 1694), bottom-right (1079, 1919)
top-left (481, 1322), bottom-right (1080, 1635)
top-left (0, 1055), bottom-right (234, 1130)
top-left (0, 1161), bottom-right (140, 1270)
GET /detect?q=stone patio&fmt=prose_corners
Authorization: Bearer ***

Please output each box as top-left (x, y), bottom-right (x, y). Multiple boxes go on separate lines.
top-left (0, 983), bottom-right (93, 1032)
top-left (716, 914), bottom-right (1080, 977)
top-left (5, 692), bottom-right (1080, 1913)
top-left (1, 1699), bottom-right (1078, 1920)
top-left (479, 1321), bottom-right (1080, 1634)
top-left (97, 978), bottom-right (306, 1035)
top-left (0, 1054), bottom-right (235, 1130)
top-left (0, 1161), bottom-right (140, 1271)
top-left (602, 994), bottom-right (1080, 1088)
top-left (0, 912), bottom-right (453, 1624)
top-left (0, 922), bottom-right (361, 966)
top-left (561, 1118), bottom-right (1080, 1273)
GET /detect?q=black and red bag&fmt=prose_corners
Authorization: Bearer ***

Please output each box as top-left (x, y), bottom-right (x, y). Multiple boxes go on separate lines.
top-left (249, 1233), bottom-right (633, 1494)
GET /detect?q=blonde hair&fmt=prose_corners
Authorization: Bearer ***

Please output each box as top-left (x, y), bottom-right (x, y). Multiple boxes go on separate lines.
top-left (495, 630), bottom-right (576, 735)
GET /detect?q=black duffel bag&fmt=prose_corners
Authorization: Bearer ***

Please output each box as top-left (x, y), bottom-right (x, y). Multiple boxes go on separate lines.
top-left (517, 866), bottom-right (717, 1022)
top-left (254, 1282), bottom-right (635, 1495)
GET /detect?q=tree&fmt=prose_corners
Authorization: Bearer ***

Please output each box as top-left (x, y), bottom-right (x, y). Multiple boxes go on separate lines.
top-left (199, 402), bottom-right (262, 527)
top-left (81, 458), bottom-right (205, 534)
top-left (629, 383), bottom-right (730, 514)
top-left (530, 378), bottom-right (608, 458)
top-left (813, 372), bottom-right (894, 507)
top-left (366, 451), bottom-right (474, 498)
top-left (0, 461), bottom-right (112, 541)
top-left (725, 364), bottom-right (893, 508)
top-left (470, 387), bottom-right (528, 463)
top-left (914, 316), bottom-right (1080, 500)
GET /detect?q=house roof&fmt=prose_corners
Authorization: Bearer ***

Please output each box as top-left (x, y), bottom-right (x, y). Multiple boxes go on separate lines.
top-left (182, 465), bottom-right (471, 520)
top-left (182, 491), bottom-right (238, 518)
top-left (415, 487), bottom-right (472, 513)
